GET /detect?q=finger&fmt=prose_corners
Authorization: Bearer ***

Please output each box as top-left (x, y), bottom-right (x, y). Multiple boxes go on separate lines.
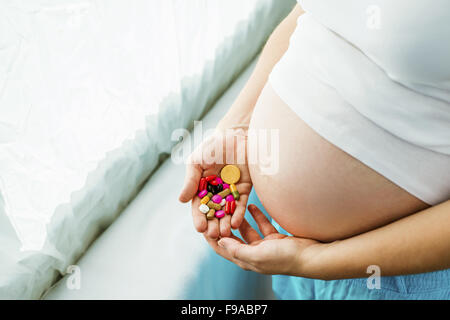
top-left (203, 234), bottom-right (255, 271)
top-left (191, 197), bottom-right (207, 233)
top-left (219, 214), bottom-right (232, 238)
top-left (217, 237), bottom-right (261, 265)
top-left (179, 162), bottom-right (202, 203)
top-left (248, 204), bottom-right (278, 237)
top-left (206, 216), bottom-right (220, 239)
top-left (230, 193), bottom-right (248, 229)
top-left (205, 233), bottom-right (245, 246)
top-left (238, 219), bottom-right (261, 244)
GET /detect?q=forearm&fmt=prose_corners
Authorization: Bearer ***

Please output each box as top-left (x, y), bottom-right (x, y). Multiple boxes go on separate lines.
top-left (217, 4), bottom-right (304, 130)
top-left (306, 200), bottom-right (450, 280)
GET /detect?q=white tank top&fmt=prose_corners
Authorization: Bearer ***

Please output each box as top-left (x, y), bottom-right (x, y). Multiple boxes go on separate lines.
top-left (300, 0), bottom-right (450, 99)
top-left (268, 0), bottom-right (450, 204)
top-left (299, 0), bottom-right (450, 154)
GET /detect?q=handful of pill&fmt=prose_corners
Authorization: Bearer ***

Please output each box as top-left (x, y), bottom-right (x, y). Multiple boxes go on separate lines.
top-left (197, 165), bottom-right (241, 219)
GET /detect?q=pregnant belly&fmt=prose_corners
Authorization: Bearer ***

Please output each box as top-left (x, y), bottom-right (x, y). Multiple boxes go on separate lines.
top-left (248, 83), bottom-right (428, 242)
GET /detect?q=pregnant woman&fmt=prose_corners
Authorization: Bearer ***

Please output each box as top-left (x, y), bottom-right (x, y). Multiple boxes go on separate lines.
top-left (179, 1), bottom-right (450, 299)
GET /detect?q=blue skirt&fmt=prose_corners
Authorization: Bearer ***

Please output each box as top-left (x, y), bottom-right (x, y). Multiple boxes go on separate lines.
top-left (246, 189), bottom-right (450, 300)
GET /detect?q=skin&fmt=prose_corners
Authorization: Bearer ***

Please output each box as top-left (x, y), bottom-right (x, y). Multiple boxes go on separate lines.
top-left (179, 4), bottom-right (450, 280)
top-left (249, 83), bottom-right (428, 242)
top-left (208, 202), bottom-right (450, 280)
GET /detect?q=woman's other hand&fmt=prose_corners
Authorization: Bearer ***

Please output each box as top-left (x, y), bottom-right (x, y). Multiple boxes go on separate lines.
top-left (204, 204), bottom-right (324, 277)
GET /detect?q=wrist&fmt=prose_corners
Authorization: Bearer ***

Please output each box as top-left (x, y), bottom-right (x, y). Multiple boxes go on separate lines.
top-left (293, 240), bottom-right (342, 280)
top-left (217, 105), bottom-right (252, 132)
top-left (216, 121), bottom-right (249, 137)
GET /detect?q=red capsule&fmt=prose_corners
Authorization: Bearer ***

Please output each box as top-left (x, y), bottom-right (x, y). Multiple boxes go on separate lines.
top-left (230, 200), bottom-right (236, 214)
top-left (205, 175), bottom-right (217, 182)
top-left (209, 178), bottom-right (219, 186)
top-left (225, 200), bottom-right (236, 214)
top-left (198, 178), bottom-right (207, 192)
top-left (225, 201), bottom-right (231, 214)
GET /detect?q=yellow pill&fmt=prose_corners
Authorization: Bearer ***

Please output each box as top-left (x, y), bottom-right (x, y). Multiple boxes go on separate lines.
top-left (218, 189), bottom-right (231, 198)
top-left (200, 196), bottom-right (210, 205)
top-left (220, 165), bottom-right (241, 184)
top-left (207, 209), bottom-right (216, 220)
top-left (230, 184), bottom-right (240, 200)
top-left (207, 201), bottom-right (221, 211)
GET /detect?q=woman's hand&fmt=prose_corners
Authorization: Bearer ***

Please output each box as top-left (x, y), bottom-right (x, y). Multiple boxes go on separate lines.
top-left (179, 128), bottom-right (253, 239)
top-left (204, 204), bottom-right (325, 277)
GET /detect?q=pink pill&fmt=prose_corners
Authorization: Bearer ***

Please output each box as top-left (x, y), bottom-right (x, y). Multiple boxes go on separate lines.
top-left (223, 183), bottom-right (230, 189)
top-left (216, 177), bottom-right (223, 184)
top-left (225, 195), bottom-right (234, 202)
top-left (198, 190), bottom-right (208, 198)
top-left (215, 210), bottom-right (225, 218)
top-left (211, 194), bottom-right (222, 204)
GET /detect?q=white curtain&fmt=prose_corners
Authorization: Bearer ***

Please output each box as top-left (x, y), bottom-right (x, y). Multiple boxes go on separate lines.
top-left (0, 0), bottom-right (295, 299)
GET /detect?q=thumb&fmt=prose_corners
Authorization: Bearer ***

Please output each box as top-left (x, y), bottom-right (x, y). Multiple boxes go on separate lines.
top-left (218, 237), bottom-right (241, 248)
top-left (178, 163), bottom-right (202, 203)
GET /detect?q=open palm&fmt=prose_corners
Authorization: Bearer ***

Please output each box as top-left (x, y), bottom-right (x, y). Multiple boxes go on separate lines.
top-left (179, 129), bottom-right (252, 239)
top-left (204, 204), bottom-right (321, 276)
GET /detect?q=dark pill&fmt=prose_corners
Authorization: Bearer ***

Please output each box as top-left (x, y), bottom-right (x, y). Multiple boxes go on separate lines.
top-left (211, 184), bottom-right (223, 194)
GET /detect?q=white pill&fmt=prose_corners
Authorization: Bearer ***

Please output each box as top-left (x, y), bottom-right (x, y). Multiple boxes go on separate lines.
top-left (220, 199), bottom-right (226, 207)
top-left (199, 204), bottom-right (210, 214)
